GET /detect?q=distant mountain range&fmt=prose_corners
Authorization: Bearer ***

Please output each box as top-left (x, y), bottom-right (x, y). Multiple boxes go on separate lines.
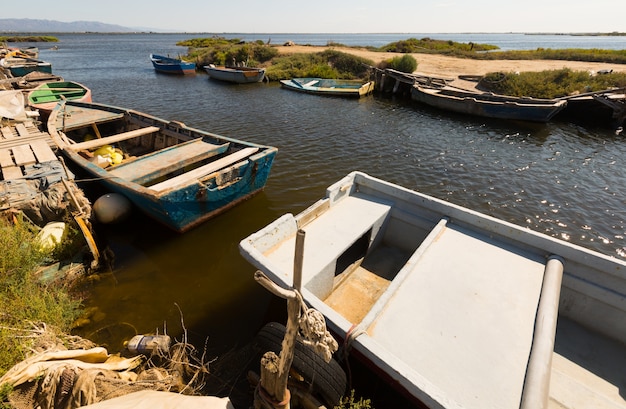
top-left (0, 18), bottom-right (158, 33)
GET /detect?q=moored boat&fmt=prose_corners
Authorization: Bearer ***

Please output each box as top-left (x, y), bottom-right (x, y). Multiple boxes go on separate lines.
top-left (28, 81), bottom-right (92, 117)
top-left (411, 84), bottom-right (567, 122)
top-left (240, 171), bottom-right (626, 409)
top-left (0, 56), bottom-right (52, 77)
top-left (47, 101), bottom-right (277, 232)
top-left (204, 65), bottom-right (266, 83)
top-left (149, 54), bottom-right (196, 75)
top-left (280, 78), bottom-right (375, 98)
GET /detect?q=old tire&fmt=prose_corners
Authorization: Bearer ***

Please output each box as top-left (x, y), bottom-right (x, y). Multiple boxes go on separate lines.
top-left (253, 322), bottom-right (347, 407)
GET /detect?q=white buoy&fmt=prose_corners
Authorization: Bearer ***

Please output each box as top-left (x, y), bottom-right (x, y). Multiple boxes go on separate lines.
top-left (36, 222), bottom-right (67, 250)
top-left (93, 193), bottom-right (132, 224)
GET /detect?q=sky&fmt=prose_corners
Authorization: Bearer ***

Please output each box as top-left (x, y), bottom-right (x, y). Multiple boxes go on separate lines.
top-left (3, 0), bottom-right (626, 34)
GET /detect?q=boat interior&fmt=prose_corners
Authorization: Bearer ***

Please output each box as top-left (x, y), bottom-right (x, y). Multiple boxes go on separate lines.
top-left (52, 105), bottom-right (262, 191)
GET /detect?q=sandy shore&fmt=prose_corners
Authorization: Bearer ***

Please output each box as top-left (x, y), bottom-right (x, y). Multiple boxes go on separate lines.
top-left (275, 45), bottom-right (625, 89)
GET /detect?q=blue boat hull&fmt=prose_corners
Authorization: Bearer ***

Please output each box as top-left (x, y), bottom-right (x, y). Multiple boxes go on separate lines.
top-left (150, 54), bottom-right (196, 75)
top-left (94, 151), bottom-right (275, 231)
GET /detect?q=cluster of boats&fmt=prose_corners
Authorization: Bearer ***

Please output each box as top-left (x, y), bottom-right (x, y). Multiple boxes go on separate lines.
top-left (3, 45), bottom-right (626, 409)
top-left (150, 53), bottom-right (267, 84)
top-left (149, 54), bottom-right (625, 125)
top-left (1, 48), bottom-right (278, 234)
top-left (149, 53), bottom-right (376, 97)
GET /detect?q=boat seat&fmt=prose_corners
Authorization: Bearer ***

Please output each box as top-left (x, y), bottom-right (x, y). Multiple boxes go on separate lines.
top-left (149, 147), bottom-right (259, 192)
top-left (107, 138), bottom-right (229, 185)
top-left (68, 126), bottom-right (160, 151)
top-left (260, 193), bottom-right (393, 299)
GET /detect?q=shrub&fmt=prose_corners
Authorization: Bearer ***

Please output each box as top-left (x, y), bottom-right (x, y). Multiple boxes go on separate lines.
top-left (265, 50), bottom-right (374, 81)
top-left (386, 54), bottom-right (418, 73)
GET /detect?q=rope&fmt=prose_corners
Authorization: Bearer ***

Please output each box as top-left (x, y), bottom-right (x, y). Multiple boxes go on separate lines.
top-left (294, 291), bottom-right (338, 364)
top-left (255, 383), bottom-right (291, 409)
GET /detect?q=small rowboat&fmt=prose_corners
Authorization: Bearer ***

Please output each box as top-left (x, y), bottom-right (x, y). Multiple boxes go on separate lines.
top-left (204, 65), bottom-right (266, 83)
top-left (280, 78), bottom-right (375, 98)
top-left (27, 81), bottom-right (92, 117)
top-left (150, 53), bottom-right (196, 75)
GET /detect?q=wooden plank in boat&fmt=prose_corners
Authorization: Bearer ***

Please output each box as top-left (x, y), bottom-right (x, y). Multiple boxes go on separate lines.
top-left (30, 140), bottom-right (57, 163)
top-left (149, 147), bottom-right (259, 192)
top-left (11, 144), bottom-right (36, 166)
top-left (68, 126), bottom-right (160, 151)
top-left (108, 139), bottom-right (230, 184)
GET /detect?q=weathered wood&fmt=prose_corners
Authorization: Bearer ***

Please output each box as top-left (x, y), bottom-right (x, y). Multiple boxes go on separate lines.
top-left (1, 127), bottom-right (15, 140)
top-left (255, 231), bottom-right (307, 409)
top-left (15, 123), bottom-right (30, 137)
top-left (30, 140), bottom-right (58, 163)
top-left (11, 144), bottom-right (36, 166)
top-left (68, 126), bottom-right (160, 151)
top-left (91, 123), bottom-right (102, 139)
top-left (108, 139), bottom-right (229, 184)
top-left (0, 149), bottom-right (14, 168)
top-left (149, 147), bottom-right (258, 192)
top-left (293, 230), bottom-right (305, 291)
top-left (2, 166), bottom-right (23, 180)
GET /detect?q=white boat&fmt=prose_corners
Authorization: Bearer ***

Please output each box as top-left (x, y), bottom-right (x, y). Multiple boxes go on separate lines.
top-left (240, 171), bottom-right (626, 409)
top-left (204, 65), bottom-right (266, 83)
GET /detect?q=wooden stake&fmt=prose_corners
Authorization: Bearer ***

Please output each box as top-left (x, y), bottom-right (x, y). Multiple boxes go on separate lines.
top-left (255, 229), bottom-right (307, 409)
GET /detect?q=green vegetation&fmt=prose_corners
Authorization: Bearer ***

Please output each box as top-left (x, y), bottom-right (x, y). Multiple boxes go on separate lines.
top-left (471, 48), bottom-right (626, 64)
top-left (179, 37), bottom-right (278, 67)
top-left (479, 68), bottom-right (626, 98)
top-left (380, 37), bottom-right (499, 53)
top-left (0, 215), bottom-right (81, 378)
top-left (0, 36), bottom-right (58, 43)
top-left (381, 54), bottom-right (418, 73)
top-left (378, 38), bottom-right (626, 64)
top-left (265, 49), bottom-right (374, 81)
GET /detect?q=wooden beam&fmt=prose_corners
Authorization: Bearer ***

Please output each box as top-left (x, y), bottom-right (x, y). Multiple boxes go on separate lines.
top-left (149, 147), bottom-right (258, 192)
top-left (68, 126), bottom-right (160, 151)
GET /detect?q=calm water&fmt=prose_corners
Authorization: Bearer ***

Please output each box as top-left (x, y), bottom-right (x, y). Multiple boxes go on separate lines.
top-left (25, 33), bottom-right (626, 406)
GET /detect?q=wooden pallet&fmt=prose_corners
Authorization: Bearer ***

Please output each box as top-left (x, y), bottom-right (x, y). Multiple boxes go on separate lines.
top-left (0, 121), bottom-right (58, 181)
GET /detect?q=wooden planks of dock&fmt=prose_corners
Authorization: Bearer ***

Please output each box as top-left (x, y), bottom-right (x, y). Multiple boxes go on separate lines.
top-left (0, 121), bottom-right (58, 181)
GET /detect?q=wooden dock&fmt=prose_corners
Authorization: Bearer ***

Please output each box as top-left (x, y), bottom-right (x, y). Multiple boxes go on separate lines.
top-left (0, 121), bottom-right (58, 181)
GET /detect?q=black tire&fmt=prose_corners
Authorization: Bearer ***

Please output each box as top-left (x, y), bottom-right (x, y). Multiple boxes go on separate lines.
top-left (253, 322), bottom-right (347, 407)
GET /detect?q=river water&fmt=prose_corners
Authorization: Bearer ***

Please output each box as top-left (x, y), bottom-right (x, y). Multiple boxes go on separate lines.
top-left (25, 33), bottom-right (626, 406)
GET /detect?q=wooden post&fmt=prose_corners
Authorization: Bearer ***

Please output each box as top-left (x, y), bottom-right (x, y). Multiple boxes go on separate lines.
top-left (255, 229), bottom-right (307, 409)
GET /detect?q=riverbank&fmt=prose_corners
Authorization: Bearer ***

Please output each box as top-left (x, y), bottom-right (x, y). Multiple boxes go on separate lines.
top-left (274, 44), bottom-right (626, 89)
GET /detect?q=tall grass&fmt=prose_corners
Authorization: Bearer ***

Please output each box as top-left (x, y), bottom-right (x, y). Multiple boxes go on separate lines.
top-left (0, 215), bottom-right (81, 377)
top-left (479, 68), bottom-right (626, 98)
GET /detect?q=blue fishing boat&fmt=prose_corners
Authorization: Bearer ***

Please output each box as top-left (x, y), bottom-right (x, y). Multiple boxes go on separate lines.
top-left (150, 53), bottom-right (196, 75)
top-left (280, 78), bottom-right (375, 98)
top-left (47, 101), bottom-right (277, 232)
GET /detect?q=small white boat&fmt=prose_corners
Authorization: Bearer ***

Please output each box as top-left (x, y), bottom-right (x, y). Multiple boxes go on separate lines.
top-left (204, 65), bottom-right (265, 83)
top-left (240, 171), bottom-right (626, 409)
top-left (280, 78), bottom-right (375, 98)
